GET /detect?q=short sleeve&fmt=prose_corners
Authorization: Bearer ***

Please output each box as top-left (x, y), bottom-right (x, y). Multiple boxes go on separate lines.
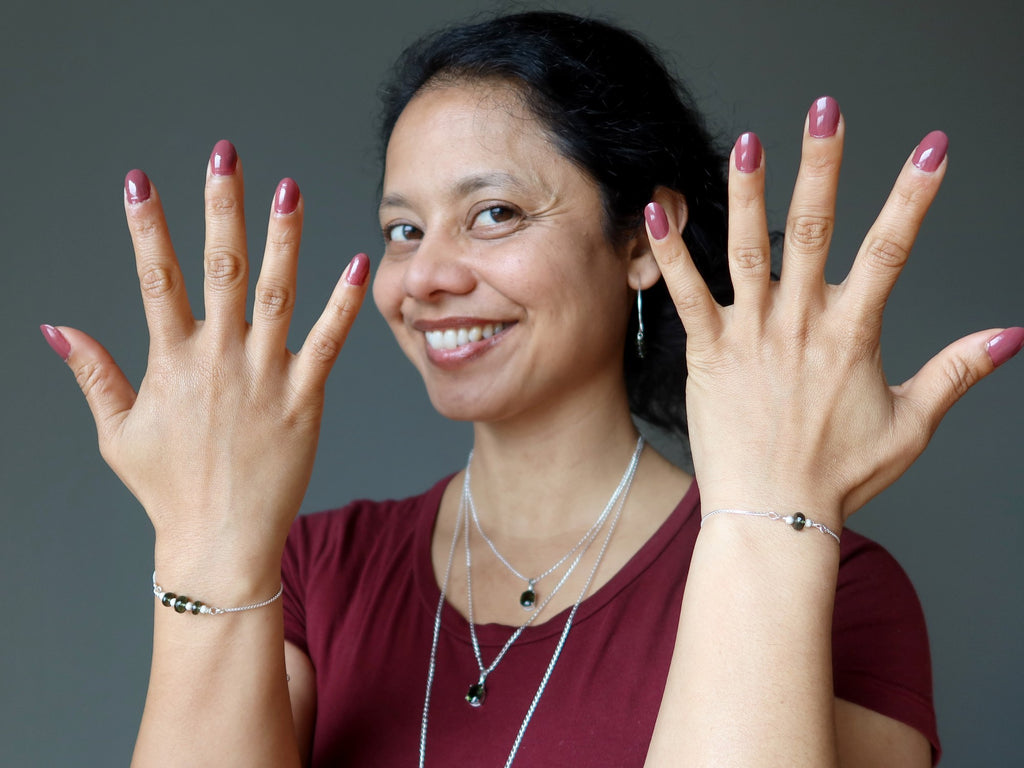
top-left (281, 513), bottom-right (314, 656)
top-left (833, 530), bottom-right (940, 764)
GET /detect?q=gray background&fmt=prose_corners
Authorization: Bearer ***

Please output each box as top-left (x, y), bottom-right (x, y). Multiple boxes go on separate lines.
top-left (2, 0), bottom-right (1021, 765)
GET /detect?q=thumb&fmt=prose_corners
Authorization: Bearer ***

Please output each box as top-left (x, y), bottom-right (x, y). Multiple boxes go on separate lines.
top-left (896, 326), bottom-right (1023, 435)
top-left (40, 324), bottom-right (136, 444)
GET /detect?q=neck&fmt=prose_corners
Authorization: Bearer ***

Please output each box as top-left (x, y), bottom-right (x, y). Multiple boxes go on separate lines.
top-left (466, 385), bottom-right (644, 539)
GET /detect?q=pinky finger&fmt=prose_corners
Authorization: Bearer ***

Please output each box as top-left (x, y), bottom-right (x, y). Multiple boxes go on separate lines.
top-left (40, 324), bottom-right (137, 446)
top-left (292, 254), bottom-right (370, 394)
top-left (895, 326), bottom-right (1024, 437)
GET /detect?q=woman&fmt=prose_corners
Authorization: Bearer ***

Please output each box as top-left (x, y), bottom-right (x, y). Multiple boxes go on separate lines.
top-left (39, 11), bottom-right (1021, 767)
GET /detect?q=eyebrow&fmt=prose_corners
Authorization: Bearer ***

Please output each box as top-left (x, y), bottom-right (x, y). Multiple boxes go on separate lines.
top-left (378, 171), bottom-right (533, 213)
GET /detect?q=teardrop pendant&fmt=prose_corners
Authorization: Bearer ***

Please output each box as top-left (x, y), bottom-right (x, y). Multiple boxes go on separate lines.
top-left (466, 680), bottom-right (487, 707)
top-left (519, 580), bottom-right (537, 610)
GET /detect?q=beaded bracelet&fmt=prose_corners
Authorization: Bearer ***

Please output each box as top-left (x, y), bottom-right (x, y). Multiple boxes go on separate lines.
top-left (152, 572), bottom-right (284, 615)
top-left (700, 509), bottom-right (841, 545)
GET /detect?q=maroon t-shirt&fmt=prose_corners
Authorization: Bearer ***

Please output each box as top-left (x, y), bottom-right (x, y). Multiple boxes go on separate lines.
top-left (282, 477), bottom-right (939, 766)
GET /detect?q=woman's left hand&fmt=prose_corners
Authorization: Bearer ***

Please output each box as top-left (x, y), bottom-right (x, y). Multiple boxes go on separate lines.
top-left (646, 96), bottom-right (1021, 526)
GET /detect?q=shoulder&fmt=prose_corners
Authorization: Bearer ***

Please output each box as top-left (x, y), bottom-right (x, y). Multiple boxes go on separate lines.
top-left (833, 528), bottom-right (939, 761)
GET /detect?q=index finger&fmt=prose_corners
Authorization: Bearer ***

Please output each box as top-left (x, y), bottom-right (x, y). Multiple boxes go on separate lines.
top-left (124, 170), bottom-right (195, 352)
top-left (839, 131), bottom-right (948, 331)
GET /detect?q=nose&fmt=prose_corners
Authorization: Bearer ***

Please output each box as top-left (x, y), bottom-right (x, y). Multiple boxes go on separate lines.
top-left (401, 230), bottom-right (476, 301)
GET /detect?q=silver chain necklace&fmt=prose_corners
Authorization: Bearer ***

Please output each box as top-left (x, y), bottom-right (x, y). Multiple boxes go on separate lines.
top-left (418, 437), bottom-right (644, 768)
top-left (465, 441), bottom-right (641, 610)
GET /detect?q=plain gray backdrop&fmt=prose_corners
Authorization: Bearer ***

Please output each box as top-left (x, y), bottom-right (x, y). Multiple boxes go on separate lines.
top-left (3, 0), bottom-right (1021, 765)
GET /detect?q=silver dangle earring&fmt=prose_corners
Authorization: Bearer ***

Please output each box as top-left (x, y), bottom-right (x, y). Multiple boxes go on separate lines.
top-left (636, 288), bottom-right (646, 359)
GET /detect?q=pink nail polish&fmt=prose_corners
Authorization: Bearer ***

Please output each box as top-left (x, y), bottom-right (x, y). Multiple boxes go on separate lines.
top-left (912, 130), bottom-right (948, 172)
top-left (40, 324), bottom-right (71, 361)
top-left (808, 96), bottom-right (840, 138)
top-left (644, 202), bottom-right (670, 241)
top-left (210, 140), bottom-right (237, 176)
top-left (125, 169), bottom-right (151, 204)
top-left (274, 178), bottom-right (299, 215)
top-left (735, 132), bottom-right (762, 173)
top-left (986, 327), bottom-right (1024, 368)
top-left (346, 253), bottom-right (370, 286)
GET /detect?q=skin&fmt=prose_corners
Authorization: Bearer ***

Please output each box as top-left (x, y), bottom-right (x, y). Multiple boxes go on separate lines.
top-left (50, 80), bottom-right (1009, 766)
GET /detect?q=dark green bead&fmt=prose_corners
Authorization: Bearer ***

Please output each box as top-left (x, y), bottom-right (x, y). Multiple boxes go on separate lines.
top-left (466, 682), bottom-right (486, 707)
top-left (190, 601), bottom-right (204, 615)
top-left (173, 596), bottom-right (189, 613)
top-left (791, 513), bottom-right (807, 531)
top-left (161, 592), bottom-right (176, 608)
top-left (519, 589), bottom-right (537, 609)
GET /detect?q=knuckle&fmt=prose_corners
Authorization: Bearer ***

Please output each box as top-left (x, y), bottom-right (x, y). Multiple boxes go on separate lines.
top-left (131, 216), bottom-right (161, 241)
top-left (204, 247), bottom-right (246, 288)
top-left (787, 215), bottom-right (833, 252)
top-left (672, 290), bottom-right (707, 318)
top-left (730, 243), bottom-right (769, 274)
top-left (254, 281), bottom-right (294, 320)
top-left (74, 359), bottom-right (108, 401)
top-left (864, 235), bottom-right (911, 271)
top-left (307, 331), bottom-right (343, 365)
top-left (941, 356), bottom-right (979, 400)
top-left (138, 265), bottom-right (177, 300)
top-left (206, 193), bottom-right (240, 218)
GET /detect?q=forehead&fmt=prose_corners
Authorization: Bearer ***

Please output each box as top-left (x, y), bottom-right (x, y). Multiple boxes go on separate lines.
top-left (381, 82), bottom-right (589, 204)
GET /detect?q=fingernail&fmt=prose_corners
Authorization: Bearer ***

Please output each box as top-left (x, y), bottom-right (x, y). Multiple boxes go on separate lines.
top-left (345, 253), bottom-right (370, 286)
top-left (40, 324), bottom-right (71, 361)
top-left (210, 139), bottom-right (238, 176)
top-left (808, 96), bottom-right (840, 138)
top-left (735, 132), bottom-right (762, 173)
top-left (274, 178), bottom-right (299, 215)
top-left (912, 130), bottom-right (948, 172)
top-left (644, 202), bottom-right (670, 241)
top-left (986, 327), bottom-right (1024, 368)
top-left (125, 169), bottom-right (151, 204)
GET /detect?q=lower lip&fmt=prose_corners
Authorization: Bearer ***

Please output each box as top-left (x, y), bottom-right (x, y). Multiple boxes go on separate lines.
top-left (423, 326), bottom-right (512, 369)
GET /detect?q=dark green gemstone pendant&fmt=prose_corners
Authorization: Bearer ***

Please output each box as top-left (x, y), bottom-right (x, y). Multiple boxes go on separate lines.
top-left (790, 513), bottom-right (807, 531)
top-left (519, 583), bottom-right (537, 610)
top-left (466, 681), bottom-right (487, 707)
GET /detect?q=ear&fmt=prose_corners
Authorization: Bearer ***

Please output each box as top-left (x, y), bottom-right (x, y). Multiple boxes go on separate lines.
top-left (627, 187), bottom-right (688, 291)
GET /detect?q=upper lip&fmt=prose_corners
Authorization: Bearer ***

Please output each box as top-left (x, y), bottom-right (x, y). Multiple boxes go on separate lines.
top-left (411, 316), bottom-right (516, 332)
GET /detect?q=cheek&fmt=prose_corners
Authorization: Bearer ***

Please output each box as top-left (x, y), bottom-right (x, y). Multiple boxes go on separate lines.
top-left (371, 260), bottom-right (402, 323)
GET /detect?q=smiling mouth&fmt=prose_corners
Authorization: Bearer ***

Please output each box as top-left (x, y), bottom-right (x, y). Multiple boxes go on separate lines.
top-left (425, 323), bottom-right (509, 351)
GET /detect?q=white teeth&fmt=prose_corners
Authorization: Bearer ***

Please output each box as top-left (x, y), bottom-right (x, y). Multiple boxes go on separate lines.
top-left (425, 323), bottom-right (506, 350)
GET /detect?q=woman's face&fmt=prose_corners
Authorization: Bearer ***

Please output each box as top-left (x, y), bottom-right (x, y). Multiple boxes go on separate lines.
top-left (373, 82), bottom-right (638, 425)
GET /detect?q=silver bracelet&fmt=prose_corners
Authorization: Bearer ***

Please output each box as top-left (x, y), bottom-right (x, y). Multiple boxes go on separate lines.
top-left (152, 571), bottom-right (284, 615)
top-left (700, 509), bottom-right (841, 545)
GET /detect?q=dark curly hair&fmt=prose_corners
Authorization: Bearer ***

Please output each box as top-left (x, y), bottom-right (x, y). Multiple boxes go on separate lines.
top-left (378, 11), bottom-right (734, 439)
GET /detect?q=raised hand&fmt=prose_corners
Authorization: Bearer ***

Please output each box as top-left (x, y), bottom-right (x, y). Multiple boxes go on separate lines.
top-left (40, 140), bottom-right (369, 590)
top-left (645, 97), bottom-right (1022, 525)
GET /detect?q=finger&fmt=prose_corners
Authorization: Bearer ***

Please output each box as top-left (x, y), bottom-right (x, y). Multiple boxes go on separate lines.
top-left (645, 198), bottom-right (721, 347)
top-left (840, 131), bottom-right (948, 331)
top-left (123, 170), bottom-right (194, 352)
top-left (894, 326), bottom-right (1023, 441)
top-left (202, 140), bottom-right (249, 336)
top-left (250, 178), bottom-right (303, 360)
top-left (40, 324), bottom-right (136, 447)
top-left (292, 253), bottom-right (370, 394)
top-left (726, 132), bottom-right (772, 317)
top-left (779, 97), bottom-right (843, 303)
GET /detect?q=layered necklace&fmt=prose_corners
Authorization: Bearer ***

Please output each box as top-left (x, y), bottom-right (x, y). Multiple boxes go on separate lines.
top-left (418, 437), bottom-right (644, 768)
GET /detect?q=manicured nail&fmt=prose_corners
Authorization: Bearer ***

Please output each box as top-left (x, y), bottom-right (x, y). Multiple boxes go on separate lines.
top-left (345, 253), bottom-right (370, 286)
top-left (808, 96), bottom-right (840, 138)
top-left (986, 327), bottom-right (1024, 368)
top-left (40, 324), bottom-right (71, 361)
top-left (125, 169), bottom-right (151, 204)
top-left (912, 130), bottom-right (948, 172)
top-left (735, 132), bottom-right (762, 173)
top-left (210, 140), bottom-right (237, 176)
top-left (644, 202), bottom-right (670, 241)
top-left (274, 178), bottom-right (299, 215)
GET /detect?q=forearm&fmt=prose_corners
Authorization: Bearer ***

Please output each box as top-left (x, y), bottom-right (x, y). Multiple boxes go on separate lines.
top-left (645, 508), bottom-right (841, 767)
top-left (132, 550), bottom-right (299, 768)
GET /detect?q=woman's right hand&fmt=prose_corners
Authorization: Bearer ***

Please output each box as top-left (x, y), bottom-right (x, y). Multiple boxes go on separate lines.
top-left (41, 140), bottom-right (369, 591)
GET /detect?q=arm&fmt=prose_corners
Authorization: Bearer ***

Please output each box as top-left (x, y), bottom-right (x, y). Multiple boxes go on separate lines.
top-left (44, 142), bottom-right (368, 767)
top-left (643, 101), bottom-right (1018, 765)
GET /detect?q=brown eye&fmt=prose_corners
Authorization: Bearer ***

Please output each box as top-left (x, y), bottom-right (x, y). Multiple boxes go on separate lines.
top-left (385, 223), bottom-right (422, 242)
top-left (473, 206), bottom-right (518, 227)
